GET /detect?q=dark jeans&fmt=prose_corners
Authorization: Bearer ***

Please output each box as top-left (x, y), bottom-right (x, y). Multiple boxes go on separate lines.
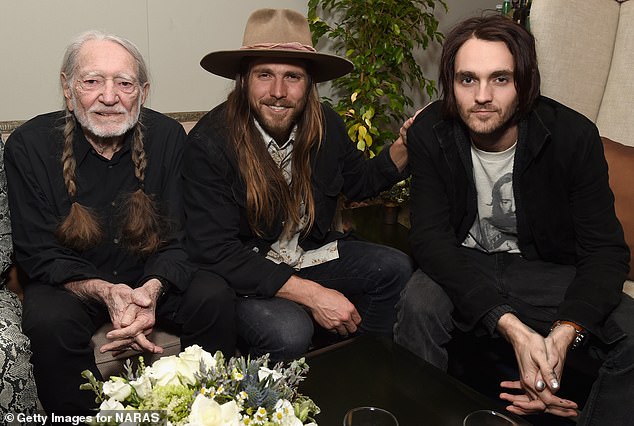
top-left (22, 269), bottom-right (236, 414)
top-left (394, 249), bottom-right (634, 426)
top-left (237, 239), bottom-right (413, 362)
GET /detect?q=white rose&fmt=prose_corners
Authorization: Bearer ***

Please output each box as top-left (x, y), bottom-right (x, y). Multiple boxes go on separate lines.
top-left (186, 394), bottom-right (241, 426)
top-left (97, 398), bottom-right (126, 425)
top-left (147, 355), bottom-right (182, 387)
top-left (258, 366), bottom-right (283, 383)
top-left (180, 345), bottom-right (216, 374)
top-left (99, 397), bottom-right (126, 411)
top-left (176, 346), bottom-right (214, 385)
top-left (102, 378), bottom-right (132, 401)
top-left (130, 374), bottom-right (153, 399)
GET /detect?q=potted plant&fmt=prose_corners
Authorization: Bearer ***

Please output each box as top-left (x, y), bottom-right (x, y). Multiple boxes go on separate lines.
top-left (308, 0), bottom-right (447, 159)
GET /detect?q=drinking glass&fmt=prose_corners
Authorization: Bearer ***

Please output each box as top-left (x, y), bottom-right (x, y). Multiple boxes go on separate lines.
top-left (463, 409), bottom-right (518, 426)
top-left (343, 406), bottom-right (399, 426)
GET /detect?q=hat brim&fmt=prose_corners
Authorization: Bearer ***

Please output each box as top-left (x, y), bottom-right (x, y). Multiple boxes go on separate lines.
top-left (200, 49), bottom-right (353, 83)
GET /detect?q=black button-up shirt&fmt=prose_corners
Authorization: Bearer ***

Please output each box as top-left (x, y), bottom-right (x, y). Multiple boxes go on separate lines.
top-left (4, 108), bottom-right (193, 290)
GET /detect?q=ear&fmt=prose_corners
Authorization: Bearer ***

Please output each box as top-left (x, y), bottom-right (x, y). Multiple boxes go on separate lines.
top-left (140, 82), bottom-right (149, 105)
top-left (61, 73), bottom-right (74, 111)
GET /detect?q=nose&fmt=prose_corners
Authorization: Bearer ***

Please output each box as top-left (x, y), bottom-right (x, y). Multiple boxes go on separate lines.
top-left (269, 77), bottom-right (287, 99)
top-left (99, 79), bottom-right (119, 105)
top-left (475, 82), bottom-right (493, 104)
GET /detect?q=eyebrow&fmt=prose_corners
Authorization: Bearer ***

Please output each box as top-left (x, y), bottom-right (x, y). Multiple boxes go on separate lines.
top-left (455, 69), bottom-right (513, 79)
top-left (79, 71), bottom-right (137, 80)
top-left (251, 66), bottom-right (306, 78)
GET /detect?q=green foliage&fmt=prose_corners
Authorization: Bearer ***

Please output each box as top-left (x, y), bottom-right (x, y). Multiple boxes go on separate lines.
top-left (80, 369), bottom-right (105, 403)
top-left (308, 0), bottom-right (447, 157)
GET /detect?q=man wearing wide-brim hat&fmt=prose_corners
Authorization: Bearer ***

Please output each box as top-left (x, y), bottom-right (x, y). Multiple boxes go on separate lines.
top-left (183, 8), bottom-right (414, 361)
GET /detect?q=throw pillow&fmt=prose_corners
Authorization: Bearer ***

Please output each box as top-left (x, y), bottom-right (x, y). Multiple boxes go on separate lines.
top-left (602, 137), bottom-right (634, 280)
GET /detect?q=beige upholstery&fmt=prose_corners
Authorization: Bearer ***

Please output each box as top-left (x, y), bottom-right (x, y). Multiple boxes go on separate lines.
top-left (92, 325), bottom-right (181, 378)
top-left (531, 0), bottom-right (634, 298)
top-left (532, 0), bottom-right (634, 147)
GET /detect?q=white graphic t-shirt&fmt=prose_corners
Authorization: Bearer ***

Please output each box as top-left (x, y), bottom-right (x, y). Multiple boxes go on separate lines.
top-left (462, 142), bottom-right (521, 254)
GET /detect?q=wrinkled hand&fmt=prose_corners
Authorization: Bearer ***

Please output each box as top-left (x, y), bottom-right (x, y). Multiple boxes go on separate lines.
top-left (100, 280), bottom-right (163, 354)
top-left (308, 285), bottom-right (362, 336)
top-left (102, 283), bottom-right (151, 329)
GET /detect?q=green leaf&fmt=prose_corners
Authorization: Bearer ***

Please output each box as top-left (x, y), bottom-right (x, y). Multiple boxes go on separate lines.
top-left (364, 132), bottom-right (373, 147)
top-left (310, 0), bottom-right (447, 156)
top-left (357, 125), bottom-right (368, 142)
top-left (347, 122), bottom-right (361, 141)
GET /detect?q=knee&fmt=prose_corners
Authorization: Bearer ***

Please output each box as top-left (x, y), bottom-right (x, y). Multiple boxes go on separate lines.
top-left (369, 248), bottom-right (414, 293)
top-left (201, 283), bottom-right (236, 316)
top-left (187, 271), bottom-right (236, 318)
top-left (396, 270), bottom-right (452, 326)
top-left (270, 317), bottom-right (314, 360)
top-left (239, 302), bottom-right (313, 361)
top-left (22, 301), bottom-right (89, 347)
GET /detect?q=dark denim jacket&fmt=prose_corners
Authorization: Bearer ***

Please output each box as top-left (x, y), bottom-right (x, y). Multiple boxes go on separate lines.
top-left (408, 97), bottom-right (629, 343)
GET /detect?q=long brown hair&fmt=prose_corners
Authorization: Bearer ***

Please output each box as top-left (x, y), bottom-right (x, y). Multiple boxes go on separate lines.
top-left (439, 15), bottom-right (541, 120)
top-left (225, 64), bottom-right (324, 237)
top-left (56, 31), bottom-right (163, 256)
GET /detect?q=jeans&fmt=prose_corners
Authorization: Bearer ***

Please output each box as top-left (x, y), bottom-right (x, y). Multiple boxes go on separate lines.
top-left (394, 248), bottom-right (634, 426)
top-left (237, 239), bottom-right (413, 362)
top-left (22, 269), bottom-right (237, 414)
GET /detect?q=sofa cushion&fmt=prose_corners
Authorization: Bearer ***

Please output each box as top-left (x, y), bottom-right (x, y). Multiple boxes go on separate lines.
top-left (596, 0), bottom-right (634, 146)
top-left (91, 324), bottom-right (181, 378)
top-left (531, 0), bottom-right (620, 122)
top-left (602, 137), bottom-right (634, 280)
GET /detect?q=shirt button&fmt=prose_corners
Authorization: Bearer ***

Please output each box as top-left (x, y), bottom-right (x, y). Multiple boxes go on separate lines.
top-left (113, 238), bottom-right (120, 244)
top-left (108, 165), bottom-right (113, 169)
top-left (111, 201), bottom-right (116, 207)
top-left (113, 270), bottom-right (118, 276)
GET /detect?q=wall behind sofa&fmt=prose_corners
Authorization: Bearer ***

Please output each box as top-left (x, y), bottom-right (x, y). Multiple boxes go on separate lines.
top-left (0, 0), bottom-right (498, 125)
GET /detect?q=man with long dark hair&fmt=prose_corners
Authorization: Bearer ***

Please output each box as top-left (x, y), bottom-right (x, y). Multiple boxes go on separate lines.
top-left (395, 15), bottom-right (634, 424)
top-left (184, 8), bottom-right (413, 362)
top-left (4, 31), bottom-right (236, 414)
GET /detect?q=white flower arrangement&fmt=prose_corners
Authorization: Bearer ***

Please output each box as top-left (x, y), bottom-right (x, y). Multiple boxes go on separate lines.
top-left (81, 345), bottom-right (320, 426)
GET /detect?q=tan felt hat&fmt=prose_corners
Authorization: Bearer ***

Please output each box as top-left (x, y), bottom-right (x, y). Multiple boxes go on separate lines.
top-left (200, 8), bottom-right (353, 83)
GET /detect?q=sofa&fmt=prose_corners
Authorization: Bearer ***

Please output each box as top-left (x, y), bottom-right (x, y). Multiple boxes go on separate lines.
top-left (531, 0), bottom-right (634, 298)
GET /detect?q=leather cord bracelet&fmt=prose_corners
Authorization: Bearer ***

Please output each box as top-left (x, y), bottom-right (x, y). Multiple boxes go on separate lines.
top-left (550, 319), bottom-right (586, 350)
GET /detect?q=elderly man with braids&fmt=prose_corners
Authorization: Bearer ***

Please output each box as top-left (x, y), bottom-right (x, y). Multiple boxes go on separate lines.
top-left (3, 31), bottom-right (236, 414)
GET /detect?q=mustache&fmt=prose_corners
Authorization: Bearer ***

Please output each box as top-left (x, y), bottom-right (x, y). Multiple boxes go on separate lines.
top-left (261, 99), bottom-right (294, 108)
top-left (470, 106), bottom-right (498, 113)
top-left (88, 106), bottom-right (127, 114)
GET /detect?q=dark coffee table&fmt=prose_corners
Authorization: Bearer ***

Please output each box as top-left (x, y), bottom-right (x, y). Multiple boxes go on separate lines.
top-left (301, 335), bottom-right (531, 425)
